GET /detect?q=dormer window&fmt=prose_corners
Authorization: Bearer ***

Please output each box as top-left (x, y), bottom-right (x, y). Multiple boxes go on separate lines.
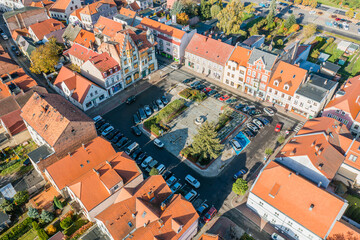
top-left (274, 80), bottom-right (279, 87)
top-left (284, 84), bottom-right (289, 91)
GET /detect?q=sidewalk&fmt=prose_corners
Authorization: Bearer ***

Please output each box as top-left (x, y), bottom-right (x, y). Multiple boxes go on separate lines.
top-left (179, 66), bottom-right (306, 123)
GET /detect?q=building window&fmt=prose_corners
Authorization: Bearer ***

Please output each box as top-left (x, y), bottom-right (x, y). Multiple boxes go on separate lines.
top-left (124, 68), bottom-right (129, 74)
top-left (134, 63), bottom-right (138, 68)
top-left (269, 88), bottom-right (272, 93)
top-left (227, 72), bottom-right (230, 76)
top-left (148, 55), bottom-right (152, 61)
top-left (274, 80), bottom-right (279, 86)
top-left (149, 64), bottom-right (155, 71)
top-left (349, 154), bottom-right (358, 162)
top-left (300, 103), bottom-right (304, 107)
top-left (134, 55), bottom-right (137, 60)
top-left (231, 82), bottom-right (234, 86)
top-left (240, 70), bottom-right (244, 75)
top-left (248, 70), bottom-right (251, 75)
top-left (99, 95), bottom-right (105, 100)
top-left (284, 85), bottom-right (289, 90)
top-left (85, 102), bottom-right (92, 108)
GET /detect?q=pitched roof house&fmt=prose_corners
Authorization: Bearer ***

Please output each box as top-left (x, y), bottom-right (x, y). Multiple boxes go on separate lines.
top-left (64, 43), bottom-right (99, 67)
top-left (28, 18), bottom-right (65, 42)
top-left (185, 33), bottom-right (234, 81)
top-left (0, 45), bottom-right (21, 76)
top-left (3, 6), bottom-right (48, 32)
top-left (53, 66), bottom-right (108, 111)
top-left (95, 175), bottom-right (199, 240)
top-left (94, 16), bottom-right (124, 43)
top-left (49, 0), bottom-right (81, 21)
top-left (20, 92), bottom-right (97, 162)
top-left (73, 29), bottom-right (95, 49)
top-left (62, 24), bottom-right (82, 46)
top-left (247, 161), bottom-right (348, 240)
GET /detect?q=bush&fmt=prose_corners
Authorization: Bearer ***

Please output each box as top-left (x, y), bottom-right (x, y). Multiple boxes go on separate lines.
top-left (32, 221), bottom-right (40, 230)
top-left (37, 228), bottom-right (49, 240)
top-left (53, 196), bottom-right (63, 210)
top-left (346, 205), bottom-right (357, 217)
top-left (240, 233), bottom-right (255, 240)
top-left (265, 148), bottom-right (274, 156)
top-left (40, 210), bottom-right (54, 223)
top-left (149, 168), bottom-right (159, 176)
top-left (277, 136), bottom-right (285, 144)
top-left (46, 224), bottom-right (57, 235)
top-left (28, 206), bottom-right (40, 219)
top-left (232, 179), bottom-right (249, 195)
top-left (0, 217), bottom-right (32, 240)
top-left (60, 216), bottom-right (73, 229)
top-left (14, 191), bottom-right (29, 205)
top-left (0, 199), bottom-right (14, 213)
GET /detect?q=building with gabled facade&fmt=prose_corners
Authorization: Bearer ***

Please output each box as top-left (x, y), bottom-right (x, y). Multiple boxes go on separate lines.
top-left (244, 48), bottom-right (279, 99)
top-left (64, 43), bottom-right (99, 67)
top-left (95, 175), bottom-right (199, 240)
top-left (62, 24), bottom-right (82, 47)
top-left (185, 33), bottom-right (234, 82)
top-left (93, 16), bottom-right (124, 44)
top-left (81, 52), bottom-right (123, 96)
top-left (0, 0), bottom-right (25, 12)
top-left (223, 45), bottom-right (251, 90)
top-left (140, 17), bottom-right (196, 62)
top-left (28, 18), bottom-right (65, 43)
top-left (49, 0), bottom-right (81, 21)
top-left (266, 61), bottom-right (307, 110)
top-left (53, 66), bottom-right (108, 111)
top-left (127, 0), bottom-right (152, 11)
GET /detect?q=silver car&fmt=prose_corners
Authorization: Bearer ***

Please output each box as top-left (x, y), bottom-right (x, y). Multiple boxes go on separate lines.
top-left (156, 99), bottom-right (165, 109)
top-left (247, 122), bottom-right (259, 132)
top-left (252, 119), bottom-right (264, 129)
top-left (144, 105), bottom-right (152, 117)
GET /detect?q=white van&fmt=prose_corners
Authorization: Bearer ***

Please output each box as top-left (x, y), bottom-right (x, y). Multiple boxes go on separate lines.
top-left (271, 233), bottom-right (285, 240)
top-left (141, 156), bottom-right (153, 168)
top-left (125, 142), bottom-right (139, 155)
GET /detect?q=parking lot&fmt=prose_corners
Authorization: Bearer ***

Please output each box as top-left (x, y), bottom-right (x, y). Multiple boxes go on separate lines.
top-left (94, 66), bottom-right (300, 222)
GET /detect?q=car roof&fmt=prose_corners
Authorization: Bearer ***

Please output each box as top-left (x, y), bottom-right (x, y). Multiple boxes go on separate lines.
top-left (207, 206), bottom-right (216, 213)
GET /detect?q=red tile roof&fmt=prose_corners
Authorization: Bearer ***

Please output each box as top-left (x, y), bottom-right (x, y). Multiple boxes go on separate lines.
top-left (185, 33), bottom-right (234, 66)
top-left (0, 109), bottom-right (26, 136)
top-left (329, 220), bottom-right (360, 239)
top-left (141, 17), bottom-right (185, 40)
top-left (0, 68), bottom-right (37, 99)
top-left (0, 45), bottom-right (20, 77)
top-left (46, 136), bottom-right (116, 190)
top-left (251, 161), bottom-right (346, 239)
top-left (30, 0), bottom-right (54, 8)
top-left (29, 18), bottom-right (65, 41)
top-left (50, 0), bottom-right (71, 12)
top-left (73, 29), bottom-right (95, 48)
top-left (119, 7), bottom-right (136, 18)
top-left (81, 0), bottom-right (116, 15)
top-left (96, 175), bottom-right (199, 240)
top-left (89, 52), bottom-right (119, 73)
top-left (64, 43), bottom-right (99, 63)
top-left (227, 46), bottom-right (252, 69)
top-left (268, 61), bottom-right (307, 96)
top-left (94, 16), bottom-right (124, 39)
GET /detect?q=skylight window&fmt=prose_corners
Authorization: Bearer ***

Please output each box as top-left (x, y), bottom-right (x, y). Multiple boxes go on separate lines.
top-left (142, 211), bottom-right (147, 218)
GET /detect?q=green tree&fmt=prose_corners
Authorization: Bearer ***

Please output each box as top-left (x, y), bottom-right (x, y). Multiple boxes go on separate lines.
top-left (200, 0), bottom-right (211, 19)
top-left (170, 0), bottom-right (184, 16)
top-left (210, 5), bottom-right (221, 18)
top-left (37, 229), bottom-right (49, 240)
top-left (189, 122), bottom-right (223, 161)
top-left (232, 179), bottom-right (248, 195)
top-left (265, 148), bottom-right (274, 156)
top-left (60, 216), bottom-right (73, 229)
top-left (346, 9), bottom-right (355, 18)
top-left (177, 12), bottom-right (189, 25)
top-left (183, 0), bottom-right (199, 16)
top-left (302, 24), bottom-right (317, 39)
top-left (53, 196), bottom-right (63, 209)
top-left (277, 135), bottom-right (286, 144)
top-left (40, 210), bottom-right (54, 223)
top-left (240, 233), bottom-right (255, 240)
top-left (28, 207), bottom-right (40, 219)
top-left (302, 0), bottom-right (309, 5)
top-left (13, 191), bottom-right (29, 206)
top-left (0, 199), bottom-right (14, 213)
top-left (356, 12), bottom-right (360, 21)
top-left (276, 39), bottom-right (283, 46)
top-left (249, 25), bottom-right (259, 36)
top-left (284, 14), bottom-right (296, 30)
top-left (309, 0), bottom-right (317, 8)
top-left (149, 168), bottom-right (159, 176)
top-left (294, 0), bottom-right (302, 4)
top-left (30, 37), bottom-right (63, 74)
top-left (269, 0), bottom-right (276, 17)
top-left (32, 221), bottom-right (40, 230)
top-left (311, 49), bottom-right (320, 59)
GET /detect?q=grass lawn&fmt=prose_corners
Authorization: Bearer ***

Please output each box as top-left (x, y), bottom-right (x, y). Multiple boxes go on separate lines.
top-left (346, 193), bottom-right (360, 207)
top-left (316, 0), bottom-right (347, 9)
top-left (324, 31), bottom-right (360, 45)
top-left (18, 229), bottom-right (37, 240)
top-left (64, 218), bottom-right (88, 236)
top-left (323, 43), bottom-right (344, 63)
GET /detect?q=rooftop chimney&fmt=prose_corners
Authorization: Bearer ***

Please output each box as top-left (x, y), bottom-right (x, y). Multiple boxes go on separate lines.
top-left (161, 202), bottom-right (166, 211)
top-left (318, 181), bottom-right (322, 187)
top-left (309, 204), bottom-right (314, 211)
top-left (68, 152), bottom-right (72, 157)
top-left (93, 168), bottom-right (100, 176)
top-left (82, 143), bottom-right (86, 150)
top-left (147, 190), bottom-right (154, 200)
top-left (315, 145), bottom-right (320, 151)
top-left (106, 160), bottom-right (112, 168)
top-left (318, 163), bottom-right (324, 169)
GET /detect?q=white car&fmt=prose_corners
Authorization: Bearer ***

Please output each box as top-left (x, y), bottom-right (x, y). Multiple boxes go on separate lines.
top-left (154, 139), bottom-right (164, 148)
top-left (185, 174), bottom-right (200, 188)
top-left (156, 164), bottom-right (166, 174)
top-left (264, 107), bottom-right (274, 116)
top-left (271, 233), bottom-right (285, 240)
top-left (309, 10), bottom-right (316, 14)
top-left (166, 176), bottom-right (177, 187)
top-left (93, 115), bottom-right (102, 123)
top-left (101, 126), bottom-right (114, 136)
top-left (184, 189), bottom-right (197, 202)
top-left (141, 156), bottom-right (153, 168)
top-left (170, 182), bottom-right (182, 193)
top-left (344, 24), bottom-right (349, 30)
top-left (230, 139), bottom-right (242, 152)
top-left (156, 99), bottom-right (165, 109)
top-left (252, 119), bottom-right (264, 129)
top-left (144, 105), bottom-right (152, 117)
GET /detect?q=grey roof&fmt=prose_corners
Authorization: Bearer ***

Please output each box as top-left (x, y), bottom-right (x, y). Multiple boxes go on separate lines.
top-left (0, 211), bottom-right (10, 224)
top-left (248, 48), bottom-right (278, 71)
top-left (299, 60), bottom-right (320, 73)
top-left (195, 22), bottom-right (213, 35)
top-left (307, 74), bottom-right (337, 91)
top-left (113, 14), bottom-right (134, 25)
top-left (322, 61), bottom-right (341, 73)
top-left (295, 74), bottom-right (337, 102)
top-left (27, 145), bottom-right (54, 164)
top-left (3, 7), bottom-right (43, 19)
top-left (242, 35), bottom-right (264, 47)
top-left (62, 25), bottom-right (82, 42)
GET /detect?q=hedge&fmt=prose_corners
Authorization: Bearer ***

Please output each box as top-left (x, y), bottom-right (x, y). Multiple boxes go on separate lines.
top-left (179, 88), bottom-right (207, 102)
top-left (1, 217), bottom-right (32, 240)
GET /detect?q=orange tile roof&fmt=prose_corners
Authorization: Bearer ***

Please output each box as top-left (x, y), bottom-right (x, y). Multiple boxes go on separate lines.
top-left (70, 8), bottom-right (82, 19)
top-left (325, 76), bottom-right (360, 120)
top-left (227, 46), bottom-right (252, 69)
top-left (251, 161), bottom-right (346, 239)
top-left (73, 29), bottom-right (95, 48)
top-left (329, 220), bottom-right (360, 239)
top-left (0, 45), bottom-right (20, 76)
top-left (29, 18), bottom-right (65, 41)
top-left (20, 92), bottom-right (93, 148)
top-left (344, 139), bottom-right (360, 171)
top-left (0, 109), bottom-right (26, 136)
top-left (50, 0), bottom-right (71, 12)
top-left (65, 43), bottom-right (99, 63)
top-left (89, 52), bottom-right (119, 73)
top-left (30, 0), bottom-right (54, 8)
top-left (46, 136), bottom-right (116, 190)
top-left (68, 152), bottom-right (141, 211)
top-left (141, 17), bottom-right (185, 40)
top-left (0, 68), bottom-right (37, 99)
top-left (185, 33), bottom-right (234, 66)
top-left (81, 0), bottom-right (116, 15)
top-left (268, 61), bottom-right (307, 96)
top-left (119, 7), bottom-right (136, 18)
top-left (94, 16), bottom-right (124, 39)
top-left (277, 133), bottom-right (344, 180)
top-left (29, 186), bottom-right (60, 210)
top-left (12, 28), bottom-right (29, 40)
top-left (96, 175), bottom-right (199, 240)
top-left (199, 233), bottom-right (220, 240)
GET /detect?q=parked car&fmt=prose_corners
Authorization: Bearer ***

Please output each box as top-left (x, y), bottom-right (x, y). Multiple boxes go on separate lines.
top-left (202, 87), bottom-right (211, 93)
top-left (125, 142), bottom-right (139, 155)
top-left (257, 117), bottom-right (270, 125)
top-left (203, 206), bottom-right (217, 223)
top-left (225, 98), bottom-right (237, 104)
top-left (131, 126), bottom-right (142, 136)
top-left (185, 174), bottom-right (200, 188)
top-left (252, 119), bottom-right (264, 129)
top-left (298, 13), bottom-right (304, 17)
top-left (170, 182), bottom-right (182, 193)
top-left (161, 96), bottom-right (169, 105)
top-left (219, 95), bottom-right (230, 102)
top-left (275, 122), bottom-right (283, 132)
top-left (233, 169), bottom-right (247, 180)
top-left (183, 78), bottom-right (193, 83)
top-left (208, 89), bottom-right (217, 96)
top-left (0, 28), bottom-right (3, 33)
top-left (111, 132), bottom-right (123, 144)
top-left (10, 45), bottom-right (17, 51)
top-left (235, 103), bottom-right (246, 111)
top-left (195, 84), bottom-right (206, 90)
top-left (246, 123), bottom-right (259, 132)
top-left (243, 130), bottom-right (254, 138)
top-left (249, 109), bottom-right (262, 116)
top-left (170, 64), bottom-right (180, 69)
top-left (141, 156), bottom-right (153, 168)
top-left (184, 189), bottom-right (197, 202)
top-left (152, 101), bottom-right (159, 112)
top-left (264, 107), bottom-right (275, 116)
top-left (156, 99), bottom-right (165, 109)
top-left (271, 233), bottom-right (286, 240)
top-left (144, 105), bottom-right (152, 117)
top-left (166, 176), bottom-right (177, 187)
top-left (105, 129), bottom-right (119, 140)
top-left (1, 33), bottom-right (8, 40)
top-left (146, 159), bottom-right (158, 173)
top-left (138, 108), bottom-right (147, 120)
top-left (196, 202), bottom-right (209, 214)
top-left (309, 10), bottom-right (316, 14)
top-left (101, 126), bottom-right (114, 136)
top-left (162, 171), bottom-right (173, 180)
top-left (133, 113), bottom-right (140, 124)
top-left (214, 93), bottom-right (222, 99)
top-left (98, 123), bottom-right (110, 132)
top-left (136, 152), bottom-right (147, 164)
top-left (95, 119), bottom-right (106, 129)
top-left (230, 139), bottom-right (242, 152)
top-left (156, 164), bottom-right (166, 174)
top-left (131, 148), bottom-right (142, 160)
top-left (93, 115), bottom-right (102, 123)
top-left (153, 138), bottom-right (164, 148)
top-left (126, 96), bottom-right (136, 104)
top-left (116, 137), bottom-right (129, 148)
top-left (190, 80), bottom-right (201, 88)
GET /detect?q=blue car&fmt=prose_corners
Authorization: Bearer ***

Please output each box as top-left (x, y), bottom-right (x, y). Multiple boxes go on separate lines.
top-left (233, 169), bottom-right (247, 180)
top-left (257, 117), bottom-right (270, 126)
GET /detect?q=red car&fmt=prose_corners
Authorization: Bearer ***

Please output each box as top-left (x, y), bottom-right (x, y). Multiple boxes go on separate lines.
top-left (219, 95), bottom-right (230, 101)
top-left (202, 87), bottom-right (211, 93)
top-left (203, 206), bottom-right (217, 223)
top-left (275, 122), bottom-right (283, 132)
top-left (335, 18), bottom-right (341, 21)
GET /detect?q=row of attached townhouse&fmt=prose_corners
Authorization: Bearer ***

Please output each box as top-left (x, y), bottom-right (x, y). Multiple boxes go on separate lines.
top-left (247, 116), bottom-right (360, 240)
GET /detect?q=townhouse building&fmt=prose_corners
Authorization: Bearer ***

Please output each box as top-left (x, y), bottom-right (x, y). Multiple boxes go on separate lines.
top-left (64, 43), bottom-right (99, 67)
top-left (53, 66), bottom-right (108, 111)
top-left (244, 48), bottom-right (279, 99)
top-left (223, 45), bottom-right (251, 90)
top-left (93, 16), bottom-right (124, 44)
top-left (95, 175), bottom-right (199, 240)
top-left (30, 0), bottom-right (54, 16)
top-left (49, 0), bottom-right (81, 21)
top-left (322, 75), bottom-right (360, 136)
top-left (81, 52), bottom-right (123, 96)
top-left (247, 160), bottom-right (348, 240)
top-left (127, 0), bottom-right (153, 11)
top-left (3, 6), bottom-right (48, 32)
top-left (140, 17), bottom-right (196, 62)
top-left (28, 18), bottom-right (65, 43)
top-left (0, 0), bottom-right (24, 12)
top-left (266, 61), bottom-right (307, 110)
top-left (73, 29), bottom-right (95, 48)
top-left (185, 33), bottom-right (234, 82)
top-left (292, 74), bottom-right (337, 119)
top-left (113, 7), bottom-right (137, 26)
top-left (62, 24), bottom-right (82, 47)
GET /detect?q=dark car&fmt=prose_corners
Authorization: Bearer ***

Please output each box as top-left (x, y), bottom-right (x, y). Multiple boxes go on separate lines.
top-left (0, 28), bottom-right (3, 33)
top-left (15, 50), bottom-right (21, 56)
top-left (105, 129), bottom-right (119, 140)
top-left (258, 117), bottom-right (270, 126)
top-left (243, 130), bottom-right (254, 138)
top-left (133, 113), bottom-right (141, 124)
top-left (162, 171), bottom-right (173, 180)
top-left (136, 152), bottom-right (147, 164)
top-left (111, 132), bottom-right (124, 144)
top-left (161, 96), bottom-right (169, 105)
top-left (195, 84), bottom-right (206, 90)
top-left (116, 137), bottom-right (129, 148)
top-left (203, 206), bottom-right (217, 223)
top-left (233, 169), bottom-right (247, 180)
top-left (183, 78), bottom-right (193, 84)
top-left (131, 148), bottom-right (142, 160)
top-left (152, 101), bottom-right (159, 112)
top-left (98, 123), bottom-right (110, 132)
top-left (208, 89), bottom-right (217, 96)
top-left (190, 80), bottom-right (201, 88)
top-left (11, 45), bottom-right (17, 51)
top-left (126, 96), bottom-right (136, 104)
top-left (214, 93), bottom-right (222, 99)
top-left (249, 109), bottom-right (262, 116)
top-left (95, 119), bottom-right (106, 129)
top-left (131, 126), bottom-right (142, 136)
